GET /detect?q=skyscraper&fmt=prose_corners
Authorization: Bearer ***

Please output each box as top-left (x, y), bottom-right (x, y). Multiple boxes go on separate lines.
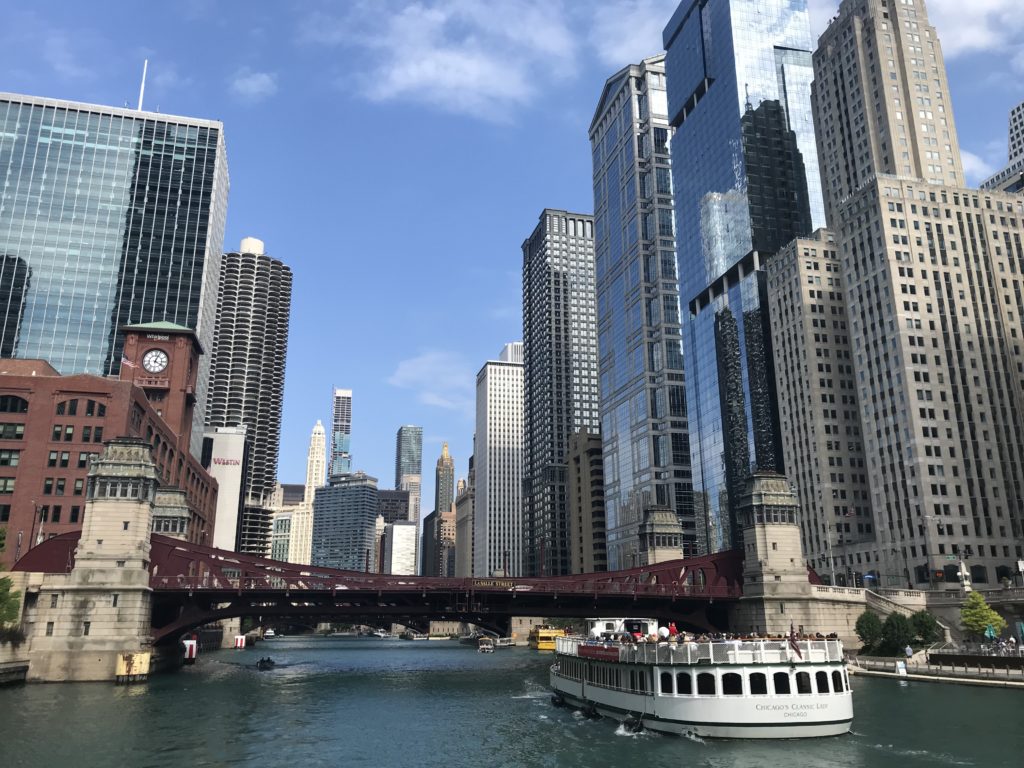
top-left (311, 471), bottom-right (379, 571)
top-left (765, 229), bottom-right (873, 585)
top-left (330, 388), bottom-right (353, 476)
top-left (981, 101), bottom-right (1024, 194)
top-left (522, 210), bottom-right (600, 577)
top-left (377, 489), bottom-right (410, 525)
top-left (808, 0), bottom-right (1024, 588)
top-left (204, 237), bottom-right (293, 505)
top-left (474, 343), bottom-right (524, 577)
top-left (567, 428), bottom-right (607, 574)
top-left (455, 458), bottom-right (475, 577)
top-left (590, 54), bottom-right (693, 569)
top-left (0, 93), bottom-right (229, 456)
top-left (395, 425), bottom-right (423, 524)
top-left (662, 0), bottom-right (824, 552)
top-left (305, 420), bottom-right (327, 504)
top-left (435, 442), bottom-right (455, 518)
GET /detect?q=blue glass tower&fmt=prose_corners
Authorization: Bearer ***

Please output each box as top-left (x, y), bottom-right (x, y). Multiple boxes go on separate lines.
top-left (0, 93), bottom-right (228, 455)
top-left (591, 56), bottom-right (694, 569)
top-left (663, 0), bottom-right (825, 552)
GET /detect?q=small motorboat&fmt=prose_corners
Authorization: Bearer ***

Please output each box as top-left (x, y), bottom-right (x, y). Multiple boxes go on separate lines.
top-left (256, 657), bottom-right (276, 671)
top-left (478, 637), bottom-right (495, 654)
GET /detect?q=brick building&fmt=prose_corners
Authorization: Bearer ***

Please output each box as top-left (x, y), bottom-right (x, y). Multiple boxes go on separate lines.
top-left (0, 322), bottom-right (217, 568)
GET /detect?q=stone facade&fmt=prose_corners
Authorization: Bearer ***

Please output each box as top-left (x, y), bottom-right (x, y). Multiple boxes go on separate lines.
top-left (23, 438), bottom-right (159, 682)
top-left (729, 472), bottom-right (866, 645)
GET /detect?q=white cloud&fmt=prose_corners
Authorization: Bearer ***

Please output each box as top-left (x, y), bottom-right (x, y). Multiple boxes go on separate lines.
top-left (299, 0), bottom-right (578, 121)
top-left (42, 30), bottom-right (95, 79)
top-left (388, 350), bottom-right (476, 417)
top-left (807, 0), bottom-right (838, 39)
top-left (229, 67), bottom-right (278, 101)
top-left (587, 0), bottom-right (679, 68)
top-left (927, 0), bottom-right (1024, 58)
top-left (960, 149), bottom-right (997, 185)
top-left (962, 150), bottom-right (995, 186)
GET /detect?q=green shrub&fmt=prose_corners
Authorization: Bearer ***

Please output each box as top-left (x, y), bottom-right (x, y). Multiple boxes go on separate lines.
top-left (910, 610), bottom-right (941, 644)
top-left (855, 610), bottom-right (883, 648)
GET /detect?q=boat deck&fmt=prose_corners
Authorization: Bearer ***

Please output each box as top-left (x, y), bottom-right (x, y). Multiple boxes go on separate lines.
top-left (556, 637), bottom-right (844, 666)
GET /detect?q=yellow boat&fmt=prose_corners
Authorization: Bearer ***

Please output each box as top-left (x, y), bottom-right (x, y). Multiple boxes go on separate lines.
top-left (528, 625), bottom-right (566, 651)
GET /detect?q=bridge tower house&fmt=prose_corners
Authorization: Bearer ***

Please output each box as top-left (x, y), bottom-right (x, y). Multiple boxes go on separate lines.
top-left (729, 472), bottom-right (864, 643)
top-left (26, 438), bottom-right (159, 682)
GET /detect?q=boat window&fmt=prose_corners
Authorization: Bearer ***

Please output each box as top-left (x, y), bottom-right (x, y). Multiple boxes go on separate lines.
top-left (722, 672), bottom-right (743, 696)
top-left (773, 672), bottom-right (791, 694)
top-left (749, 672), bottom-right (768, 695)
top-left (676, 672), bottom-right (692, 695)
top-left (660, 671), bottom-right (673, 694)
top-left (697, 672), bottom-right (716, 695)
top-left (816, 671), bottom-right (831, 693)
top-left (796, 671), bottom-right (812, 694)
top-left (832, 670), bottom-right (844, 693)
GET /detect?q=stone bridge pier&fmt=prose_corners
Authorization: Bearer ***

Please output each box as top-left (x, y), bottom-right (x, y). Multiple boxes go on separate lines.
top-left (19, 438), bottom-right (160, 682)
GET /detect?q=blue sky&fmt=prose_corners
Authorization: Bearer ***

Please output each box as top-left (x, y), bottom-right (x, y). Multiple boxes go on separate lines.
top-left (1, 0), bottom-right (1021, 517)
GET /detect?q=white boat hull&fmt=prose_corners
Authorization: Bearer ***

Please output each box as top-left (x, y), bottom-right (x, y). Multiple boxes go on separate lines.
top-left (551, 672), bottom-right (852, 739)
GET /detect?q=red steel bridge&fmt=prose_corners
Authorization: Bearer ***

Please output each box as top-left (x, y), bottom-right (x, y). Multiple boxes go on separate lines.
top-left (15, 532), bottom-right (748, 644)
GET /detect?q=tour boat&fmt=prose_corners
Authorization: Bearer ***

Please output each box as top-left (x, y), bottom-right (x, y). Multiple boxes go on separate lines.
top-left (372, 628), bottom-right (391, 639)
top-left (478, 637), bottom-right (495, 653)
top-left (549, 619), bottom-right (853, 739)
top-left (528, 625), bottom-right (566, 651)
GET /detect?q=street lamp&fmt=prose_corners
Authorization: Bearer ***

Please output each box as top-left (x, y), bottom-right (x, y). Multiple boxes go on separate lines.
top-left (27, 500), bottom-right (43, 550)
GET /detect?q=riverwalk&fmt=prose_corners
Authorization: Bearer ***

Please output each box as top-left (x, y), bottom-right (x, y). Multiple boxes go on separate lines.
top-left (850, 656), bottom-right (1024, 688)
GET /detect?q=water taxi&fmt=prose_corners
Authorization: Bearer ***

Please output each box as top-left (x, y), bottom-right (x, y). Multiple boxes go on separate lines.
top-left (529, 625), bottom-right (566, 651)
top-left (263, 628), bottom-right (276, 639)
top-left (549, 619), bottom-right (852, 739)
top-left (478, 637), bottom-right (495, 653)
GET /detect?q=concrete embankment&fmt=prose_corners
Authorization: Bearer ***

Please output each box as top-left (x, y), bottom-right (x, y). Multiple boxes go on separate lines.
top-left (851, 657), bottom-right (1024, 689)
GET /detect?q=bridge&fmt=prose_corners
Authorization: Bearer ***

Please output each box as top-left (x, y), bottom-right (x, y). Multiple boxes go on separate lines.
top-left (13, 531), bottom-right (745, 643)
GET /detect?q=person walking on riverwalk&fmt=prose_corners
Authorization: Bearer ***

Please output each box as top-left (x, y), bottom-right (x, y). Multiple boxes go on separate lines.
top-left (905, 644), bottom-right (913, 659)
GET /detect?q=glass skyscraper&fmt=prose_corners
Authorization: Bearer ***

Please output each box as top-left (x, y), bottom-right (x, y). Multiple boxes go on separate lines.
top-left (662, 1), bottom-right (824, 552)
top-left (395, 424), bottom-right (423, 524)
top-left (330, 388), bottom-right (353, 477)
top-left (590, 55), bottom-right (694, 570)
top-left (0, 93), bottom-right (228, 454)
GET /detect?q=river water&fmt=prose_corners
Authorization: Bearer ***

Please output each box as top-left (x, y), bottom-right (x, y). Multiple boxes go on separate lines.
top-left (1, 636), bottom-right (1020, 767)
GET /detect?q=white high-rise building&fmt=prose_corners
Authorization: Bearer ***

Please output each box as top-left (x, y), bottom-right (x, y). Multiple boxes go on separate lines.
top-left (473, 343), bottom-right (524, 576)
top-left (305, 420), bottom-right (327, 504)
top-left (382, 521), bottom-right (417, 575)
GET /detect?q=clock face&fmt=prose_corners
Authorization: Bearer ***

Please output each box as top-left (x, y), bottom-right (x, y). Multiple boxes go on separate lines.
top-left (142, 348), bottom-right (169, 374)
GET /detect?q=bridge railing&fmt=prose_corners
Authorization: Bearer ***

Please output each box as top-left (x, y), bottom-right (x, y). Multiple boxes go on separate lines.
top-left (150, 573), bottom-right (741, 598)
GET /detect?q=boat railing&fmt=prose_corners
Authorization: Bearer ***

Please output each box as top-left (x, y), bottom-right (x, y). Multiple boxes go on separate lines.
top-left (556, 636), bottom-right (844, 664)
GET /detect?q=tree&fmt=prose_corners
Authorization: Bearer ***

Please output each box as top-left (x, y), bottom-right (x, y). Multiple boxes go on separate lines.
top-left (960, 591), bottom-right (1007, 639)
top-left (855, 610), bottom-right (883, 648)
top-left (910, 610), bottom-right (941, 644)
top-left (1, 527), bottom-right (24, 633)
top-left (881, 613), bottom-right (914, 654)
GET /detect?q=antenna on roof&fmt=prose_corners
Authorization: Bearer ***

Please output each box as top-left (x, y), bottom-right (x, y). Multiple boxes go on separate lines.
top-left (137, 59), bottom-right (149, 111)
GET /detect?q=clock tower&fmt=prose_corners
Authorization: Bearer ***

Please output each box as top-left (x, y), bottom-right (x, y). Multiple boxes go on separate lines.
top-left (119, 321), bottom-right (203, 448)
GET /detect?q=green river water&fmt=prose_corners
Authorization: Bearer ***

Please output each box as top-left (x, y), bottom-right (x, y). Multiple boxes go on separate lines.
top-left (0, 636), bottom-right (1020, 767)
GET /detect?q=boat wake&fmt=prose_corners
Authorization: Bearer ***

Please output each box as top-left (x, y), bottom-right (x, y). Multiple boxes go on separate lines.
top-left (613, 722), bottom-right (657, 739)
top-left (864, 743), bottom-right (972, 765)
top-left (680, 730), bottom-right (706, 745)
